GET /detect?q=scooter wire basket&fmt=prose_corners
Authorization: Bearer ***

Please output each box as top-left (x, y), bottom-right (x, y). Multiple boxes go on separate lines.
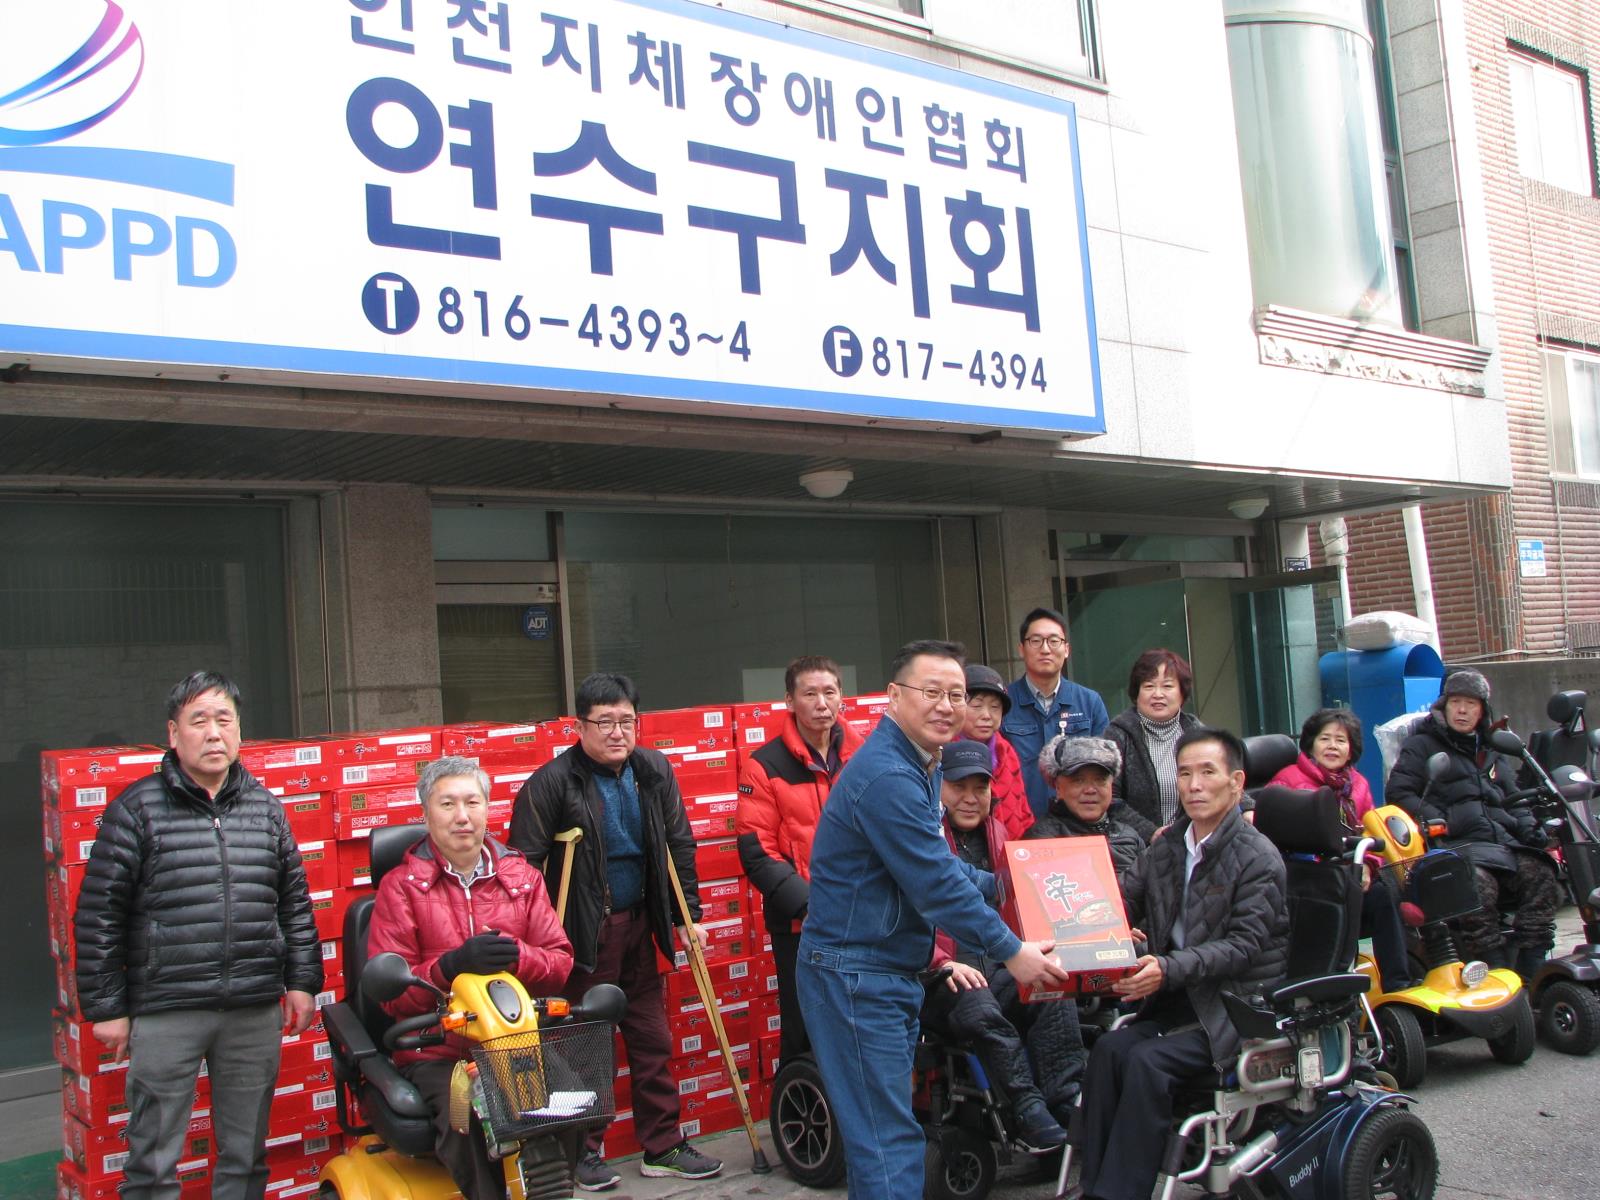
top-left (469, 1019), bottom-right (616, 1141)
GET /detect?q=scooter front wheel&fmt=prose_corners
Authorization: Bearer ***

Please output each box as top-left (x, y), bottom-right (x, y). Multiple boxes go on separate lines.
top-left (1341, 1106), bottom-right (1437, 1200)
top-left (1486, 992), bottom-right (1535, 1065)
top-left (1375, 1006), bottom-right (1426, 1089)
top-left (1536, 980), bottom-right (1600, 1055)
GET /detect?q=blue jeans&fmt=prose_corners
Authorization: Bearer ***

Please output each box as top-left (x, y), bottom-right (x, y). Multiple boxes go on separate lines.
top-left (797, 947), bottom-right (924, 1200)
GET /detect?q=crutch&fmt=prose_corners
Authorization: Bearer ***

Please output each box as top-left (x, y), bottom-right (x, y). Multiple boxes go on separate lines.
top-left (552, 827), bottom-right (583, 923)
top-left (664, 853), bottom-right (772, 1174)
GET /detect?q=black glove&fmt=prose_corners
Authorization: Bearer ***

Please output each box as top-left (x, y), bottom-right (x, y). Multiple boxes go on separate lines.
top-left (438, 932), bottom-right (519, 981)
top-left (1515, 813), bottom-right (1548, 849)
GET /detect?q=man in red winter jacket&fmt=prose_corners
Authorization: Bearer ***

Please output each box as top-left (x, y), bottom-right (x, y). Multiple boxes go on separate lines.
top-left (368, 756), bottom-right (575, 1200)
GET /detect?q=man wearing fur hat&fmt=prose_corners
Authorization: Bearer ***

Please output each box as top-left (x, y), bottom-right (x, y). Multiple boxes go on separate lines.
top-left (1028, 736), bottom-right (1147, 888)
top-left (1386, 669), bottom-right (1561, 980)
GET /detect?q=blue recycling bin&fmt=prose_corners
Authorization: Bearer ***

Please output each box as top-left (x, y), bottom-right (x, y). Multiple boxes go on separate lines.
top-left (1319, 643), bottom-right (1445, 799)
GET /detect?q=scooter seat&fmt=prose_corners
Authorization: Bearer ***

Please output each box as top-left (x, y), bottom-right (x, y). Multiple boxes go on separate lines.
top-left (1271, 972), bottom-right (1370, 1011)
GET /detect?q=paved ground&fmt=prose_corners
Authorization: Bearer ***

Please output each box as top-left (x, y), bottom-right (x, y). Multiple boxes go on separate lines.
top-left (7, 911), bottom-right (1597, 1198)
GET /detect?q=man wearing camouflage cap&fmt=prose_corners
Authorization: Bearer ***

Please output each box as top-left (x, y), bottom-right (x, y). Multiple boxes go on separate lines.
top-left (1029, 736), bottom-right (1147, 886)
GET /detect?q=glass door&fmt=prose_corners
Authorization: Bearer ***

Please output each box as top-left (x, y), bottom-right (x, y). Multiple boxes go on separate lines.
top-left (1230, 568), bottom-right (1342, 737)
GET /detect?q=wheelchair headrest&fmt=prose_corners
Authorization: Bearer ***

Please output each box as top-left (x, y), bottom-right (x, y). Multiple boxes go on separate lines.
top-left (1242, 734), bottom-right (1299, 790)
top-left (1547, 689), bottom-right (1587, 730)
top-left (369, 823), bottom-right (428, 887)
top-left (1252, 785), bottom-right (1349, 855)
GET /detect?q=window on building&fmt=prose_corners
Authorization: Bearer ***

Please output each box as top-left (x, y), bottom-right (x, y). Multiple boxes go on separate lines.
top-left (921, 1), bottom-right (1100, 79)
top-left (1367, 0), bottom-right (1420, 329)
top-left (1545, 348), bottom-right (1600, 477)
top-left (1509, 51), bottom-right (1594, 195)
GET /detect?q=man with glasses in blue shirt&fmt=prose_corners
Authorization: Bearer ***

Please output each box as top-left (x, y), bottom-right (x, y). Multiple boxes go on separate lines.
top-left (1004, 607), bottom-right (1109, 818)
top-left (511, 672), bottom-right (723, 1191)
top-left (799, 640), bottom-right (1070, 1200)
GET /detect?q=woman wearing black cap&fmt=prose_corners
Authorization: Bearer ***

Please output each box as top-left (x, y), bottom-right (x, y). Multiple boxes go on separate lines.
top-left (961, 664), bottom-right (1035, 839)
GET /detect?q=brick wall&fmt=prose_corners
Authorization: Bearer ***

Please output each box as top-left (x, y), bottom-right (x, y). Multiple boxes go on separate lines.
top-left (1348, 1), bottom-right (1600, 659)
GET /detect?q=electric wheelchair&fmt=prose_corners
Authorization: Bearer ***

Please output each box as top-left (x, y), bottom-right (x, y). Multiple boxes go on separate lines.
top-left (1054, 778), bottom-right (1438, 1200)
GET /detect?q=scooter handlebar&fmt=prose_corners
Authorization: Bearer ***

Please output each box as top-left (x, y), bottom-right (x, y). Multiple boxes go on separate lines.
top-left (383, 1011), bottom-right (446, 1052)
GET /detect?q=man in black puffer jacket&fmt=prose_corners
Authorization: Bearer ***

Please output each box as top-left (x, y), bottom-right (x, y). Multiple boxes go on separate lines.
top-left (1386, 669), bottom-right (1561, 979)
top-left (1073, 727), bottom-right (1288, 1200)
top-left (74, 671), bottom-right (323, 1200)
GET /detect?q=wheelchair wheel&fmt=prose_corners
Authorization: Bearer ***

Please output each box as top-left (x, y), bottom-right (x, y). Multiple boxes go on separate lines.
top-left (923, 1128), bottom-right (996, 1200)
top-left (770, 1057), bottom-right (846, 1187)
top-left (1536, 981), bottom-right (1600, 1055)
top-left (1486, 992), bottom-right (1535, 1065)
top-left (1341, 1106), bottom-right (1437, 1200)
top-left (1374, 1006), bottom-right (1426, 1089)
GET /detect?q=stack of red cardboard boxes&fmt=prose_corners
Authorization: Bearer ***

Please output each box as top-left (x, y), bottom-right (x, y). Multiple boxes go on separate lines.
top-left (41, 695), bottom-right (888, 1187)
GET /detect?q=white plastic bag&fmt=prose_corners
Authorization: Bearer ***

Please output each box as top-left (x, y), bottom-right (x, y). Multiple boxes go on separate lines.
top-left (1344, 610), bottom-right (1436, 652)
top-left (1374, 711), bottom-right (1426, 784)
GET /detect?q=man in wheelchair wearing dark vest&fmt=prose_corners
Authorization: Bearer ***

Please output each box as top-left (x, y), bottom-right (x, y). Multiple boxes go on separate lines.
top-left (367, 756), bottom-right (575, 1200)
top-left (1070, 727), bottom-right (1289, 1200)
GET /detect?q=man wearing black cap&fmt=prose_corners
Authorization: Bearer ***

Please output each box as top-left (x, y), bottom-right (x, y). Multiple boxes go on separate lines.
top-left (1387, 669), bottom-right (1561, 979)
top-left (925, 740), bottom-right (1081, 1147)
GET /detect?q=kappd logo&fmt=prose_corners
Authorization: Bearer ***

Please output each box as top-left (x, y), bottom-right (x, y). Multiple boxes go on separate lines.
top-left (0, 0), bottom-right (236, 286)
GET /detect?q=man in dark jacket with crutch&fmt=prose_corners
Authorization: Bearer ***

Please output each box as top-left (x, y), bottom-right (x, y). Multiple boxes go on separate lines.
top-left (511, 671), bottom-right (722, 1191)
top-left (74, 671), bottom-right (323, 1200)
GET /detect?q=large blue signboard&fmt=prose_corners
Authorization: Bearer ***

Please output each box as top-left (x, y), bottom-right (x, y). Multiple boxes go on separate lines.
top-left (0, 0), bottom-right (1102, 434)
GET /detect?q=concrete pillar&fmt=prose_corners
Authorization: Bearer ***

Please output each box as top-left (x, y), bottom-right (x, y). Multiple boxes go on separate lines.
top-left (320, 484), bottom-right (442, 730)
top-left (934, 507), bottom-right (1052, 677)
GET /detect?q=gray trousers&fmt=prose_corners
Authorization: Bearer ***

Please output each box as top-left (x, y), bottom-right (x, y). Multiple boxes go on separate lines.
top-left (123, 1002), bottom-right (282, 1200)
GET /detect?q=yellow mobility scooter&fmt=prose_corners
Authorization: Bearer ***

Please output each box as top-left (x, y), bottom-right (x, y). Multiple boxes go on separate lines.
top-left (1355, 751), bottom-right (1534, 1088)
top-left (317, 824), bottom-right (625, 1200)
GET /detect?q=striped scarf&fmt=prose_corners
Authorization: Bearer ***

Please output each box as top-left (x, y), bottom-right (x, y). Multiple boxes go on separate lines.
top-left (1139, 712), bottom-right (1184, 824)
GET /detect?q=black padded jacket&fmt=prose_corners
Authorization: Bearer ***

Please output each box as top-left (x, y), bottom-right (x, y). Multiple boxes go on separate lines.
top-left (509, 744), bottom-right (701, 973)
top-left (1025, 804), bottom-right (1147, 891)
top-left (1385, 706), bottom-right (1543, 875)
top-left (1122, 805), bottom-right (1289, 1068)
top-left (74, 753), bottom-right (324, 1021)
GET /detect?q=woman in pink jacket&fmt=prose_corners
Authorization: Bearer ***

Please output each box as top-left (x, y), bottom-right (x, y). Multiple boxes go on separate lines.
top-left (1269, 709), bottom-right (1414, 992)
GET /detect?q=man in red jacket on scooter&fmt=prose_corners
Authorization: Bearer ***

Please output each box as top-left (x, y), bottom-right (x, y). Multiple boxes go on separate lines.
top-left (368, 756), bottom-right (575, 1200)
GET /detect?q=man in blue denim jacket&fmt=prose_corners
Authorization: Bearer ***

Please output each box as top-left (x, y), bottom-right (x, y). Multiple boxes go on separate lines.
top-left (798, 640), bottom-right (1070, 1200)
top-left (1004, 607), bottom-right (1110, 818)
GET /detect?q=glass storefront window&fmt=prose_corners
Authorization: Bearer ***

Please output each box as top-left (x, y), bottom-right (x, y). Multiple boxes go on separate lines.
top-left (0, 500), bottom-right (292, 1074)
top-left (563, 511), bottom-right (938, 708)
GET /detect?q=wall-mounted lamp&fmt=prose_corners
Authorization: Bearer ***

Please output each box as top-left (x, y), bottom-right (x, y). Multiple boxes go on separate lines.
top-left (799, 467), bottom-right (854, 499)
top-left (1227, 495), bottom-right (1270, 521)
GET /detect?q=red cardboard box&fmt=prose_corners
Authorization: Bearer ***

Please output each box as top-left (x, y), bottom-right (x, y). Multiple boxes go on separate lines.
top-left (671, 998), bottom-right (751, 1057)
top-left (666, 915), bottom-right (749, 970)
top-left (309, 888), bottom-right (347, 941)
top-left (277, 793), bottom-right (334, 843)
top-left (671, 749), bottom-right (737, 790)
top-left (758, 1032), bottom-right (781, 1080)
top-left (295, 841), bottom-right (337, 894)
top-left (441, 720), bottom-right (547, 756)
top-left (665, 954), bottom-right (760, 1008)
top-left (240, 740), bottom-right (333, 796)
top-left (486, 766), bottom-right (536, 802)
top-left (335, 838), bottom-right (372, 890)
top-left (641, 705), bottom-right (732, 747)
top-left (1005, 837), bottom-right (1139, 999)
top-left (686, 793), bottom-right (740, 841)
top-left (310, 727), bottom-right (439, 773)
top-left (53, 1010), bottom-right (123, 1077)
top-left (332, 782), bottom-right (422, 837)
top-left (57, 1155), bottom-right (211, 1200)
top-left (602, 1108), bottom-right (639, 1160)
top-left (63, 1109), bottom-right (213, 1180)
top-left (840, 693), bottom-right (889, 739)
top-left (696, 876), bottom-right (747, 923)
top-left (41, 746), bottom-right (164, 807)
top-left (43, 803), bottom-right (105, 865)
top-left (750, 993), bottom-right (782, 1040)
top-left (692, 838), bottom-right (740, 884)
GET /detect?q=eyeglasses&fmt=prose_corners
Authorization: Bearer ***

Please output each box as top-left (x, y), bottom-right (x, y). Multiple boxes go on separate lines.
top-left (893, 682), bottom-right (968, 707)
top-left (580, 717), bottom-right (637, 735)
top-left (1023, 635), bottom-right (1067, 650)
